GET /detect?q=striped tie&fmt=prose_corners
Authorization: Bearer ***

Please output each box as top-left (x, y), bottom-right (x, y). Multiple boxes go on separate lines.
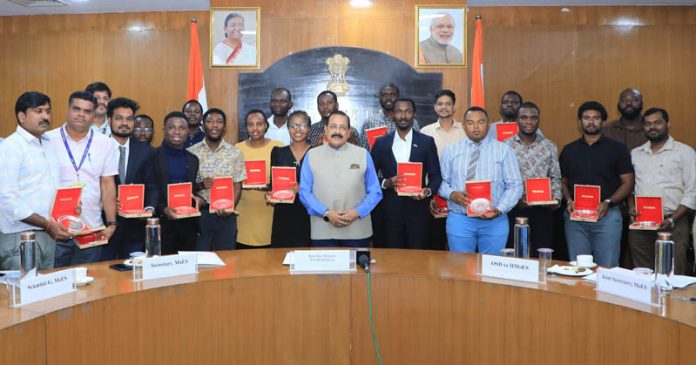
top-left (466, 144), bottom-right (479, 181)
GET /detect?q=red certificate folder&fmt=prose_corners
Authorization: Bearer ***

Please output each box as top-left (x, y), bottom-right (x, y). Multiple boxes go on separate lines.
top-left (366, 126), bottom-right (388, 149)
top-left (571, 185), bottom-right (600, 222)
top-left (167, 182), bottom-right (201, 219)
top-left (396, 162), bottom-right (423, 196)
top-left (243, 160), bottom-right (267, 188)
top-left (269, 167), bottom-right (297, 204)
top-left (75, 231), bottom-right (108, 249)
top-left (525, 178), bottom-right (558, 206)
top-left (433, 194), bottom-right (448, 218)
top-left (210, 177), bottom-right (235, 212)
top-left (118, 184), bottom-right (151, 218)
top-left (466, 180), bottom-right (493, 217)
top-left (630, 196), bottom-right (663, 230)
top-left (50, 187), bottom-right (104, 236)
top-left (496, 123), bottom-right (518, 142)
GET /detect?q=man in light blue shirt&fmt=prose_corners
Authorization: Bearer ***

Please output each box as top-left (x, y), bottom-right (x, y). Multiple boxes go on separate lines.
top-left (300, 111), bottom-right (382, 247)
top-left (0, 92), bottom-right (72, 270)
top-left (439, 106), bottom-right (523, 253)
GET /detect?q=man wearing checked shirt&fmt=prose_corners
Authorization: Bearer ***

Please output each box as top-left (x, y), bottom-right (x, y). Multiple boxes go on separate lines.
top-left (439, 106), bottom-right (523, 253)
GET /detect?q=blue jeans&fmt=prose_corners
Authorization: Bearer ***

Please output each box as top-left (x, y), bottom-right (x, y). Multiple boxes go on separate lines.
top-left (312, 239), bottom-right (369, 248)
top-left (564, 206), bottom-right (622, 267)
top-left (54, 239), bottom-right (102, 268)
top-left (446, 211), bottom-right (509, 254)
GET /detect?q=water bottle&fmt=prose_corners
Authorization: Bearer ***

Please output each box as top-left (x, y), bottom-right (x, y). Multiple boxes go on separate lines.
top-left (654, 232), bottom-right (674, 292)
top-left (145, 218), bottom-right (161, 257)
top-left (19, 232), bottom-right (38, 277)
top-left (513, 217), bottom-right (530, 258)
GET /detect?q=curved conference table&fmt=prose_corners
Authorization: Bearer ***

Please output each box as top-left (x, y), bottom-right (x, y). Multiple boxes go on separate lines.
top-left (1, 249), bottom-right (695, 365)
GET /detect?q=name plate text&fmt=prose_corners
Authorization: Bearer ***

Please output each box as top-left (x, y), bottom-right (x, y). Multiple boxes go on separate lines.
top-left (139, 254), bottom-right (197, 281)
top-left (481, 255), bottom-right (539, 283)
top-left (19, 269), bottom-right (75, 306)
top-left (596, 268), bottom-right (656, 305)
top-left (290, 250), bottom-right (354, 274)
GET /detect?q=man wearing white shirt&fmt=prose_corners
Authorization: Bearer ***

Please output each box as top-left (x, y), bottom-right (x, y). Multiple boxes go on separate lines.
top-left (86, 81), bottom-right (112, 137)
top-left (264, 88), bottom-right (293, 145)
top-left (0, 92), bottom-right (72, 270)
top-left (45, 91), bottom-right (119, 267)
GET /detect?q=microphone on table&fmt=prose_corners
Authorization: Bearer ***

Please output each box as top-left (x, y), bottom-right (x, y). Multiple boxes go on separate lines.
top-left (357, 250), bottom-right (371, 273)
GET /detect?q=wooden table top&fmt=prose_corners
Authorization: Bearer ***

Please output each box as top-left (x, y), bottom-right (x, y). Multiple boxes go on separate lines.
top-left (2, 248), bottom-right (695, 332)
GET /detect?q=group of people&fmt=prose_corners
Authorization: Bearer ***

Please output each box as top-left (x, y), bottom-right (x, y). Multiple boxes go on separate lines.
top-left (0, 82), bottom-right (694, 276)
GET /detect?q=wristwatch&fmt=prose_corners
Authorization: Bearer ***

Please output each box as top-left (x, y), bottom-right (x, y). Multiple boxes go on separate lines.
top-left (105, 221), bottom-right (118, 227)
top-left (603, 199), bottom-right (615, 207)
top-left (668, 217), bottom-right (675, 228)
top-left (323, 210), bottom-right (330, 222)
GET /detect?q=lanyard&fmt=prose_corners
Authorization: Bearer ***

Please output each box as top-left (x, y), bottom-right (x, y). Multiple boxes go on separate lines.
top-left (60, 127), bottom-right (94, 181)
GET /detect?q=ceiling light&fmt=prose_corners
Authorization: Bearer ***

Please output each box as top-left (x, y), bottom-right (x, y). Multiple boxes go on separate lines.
top-left (350, 0), bottom-right (372, 8)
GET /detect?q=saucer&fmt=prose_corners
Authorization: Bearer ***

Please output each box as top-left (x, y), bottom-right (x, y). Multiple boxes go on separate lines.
top-left (569, 261), bottom-right (598, 269)
top-left (75, 276), bottom-right (94, 286)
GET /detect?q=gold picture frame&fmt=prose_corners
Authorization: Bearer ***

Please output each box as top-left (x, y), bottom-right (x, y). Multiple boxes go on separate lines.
top-left (210, 7), bottom-right (261, 68)
top-left (415, 5), bottom-right (466, 68)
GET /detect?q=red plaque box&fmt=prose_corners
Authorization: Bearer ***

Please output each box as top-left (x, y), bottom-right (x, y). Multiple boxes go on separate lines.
top-left (629, 196), bottom-right (663, 230)
top-left (269, 167), bottom-right (296, 204)
top-left (466, 180), bottom-right (493, 217)
top-left (525, 178), bottom-right (558, 206)
top-left (496, 123), bottom-right (518, 142)
top-left (366, 126), bottom-right (388, 149)
top-left (570, 185), bottom-right (600, 222)
top-left (167, 182), bottom-right (201, 219)
top-left (50, 187), bottom-right (105, 237)
top-left (243, 160), bottom-right (267, 189)
top-left (210, 177), bottom-right (235, 213)
top-left (396, 162), bottom-right (423, 196)
top-left (118, 184), bottom-right (151, 218)
top-left (432, 194), bottom-right (448, 218)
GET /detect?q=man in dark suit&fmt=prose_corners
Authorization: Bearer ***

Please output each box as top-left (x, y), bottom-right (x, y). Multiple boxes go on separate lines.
top-left (371, 98), bottom-right (442, 249)
top-left (104, 97), bottom-right (157, 260)
top-left (147, 111), bottom-right (201, 254)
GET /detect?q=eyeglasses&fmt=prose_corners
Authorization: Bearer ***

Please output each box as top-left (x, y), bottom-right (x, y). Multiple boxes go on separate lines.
top-left (288, 123), bottom-right (309, 130)
top-left (134, 128), bottom-right (153, 132)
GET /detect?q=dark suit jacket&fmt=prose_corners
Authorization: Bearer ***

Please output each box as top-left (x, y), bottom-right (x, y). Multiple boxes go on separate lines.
top-left (147, 145), bottom-right (200, 215)
top-left (111, 139), bottom-right (156, 245)
top-left (371, 130), bottom-right (442, 222)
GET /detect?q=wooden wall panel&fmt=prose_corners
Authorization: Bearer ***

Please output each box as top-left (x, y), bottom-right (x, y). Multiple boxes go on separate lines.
top-left (468, 6), bottom-right (696, 148)
top-left (1, 4), bottom-right (694, 149)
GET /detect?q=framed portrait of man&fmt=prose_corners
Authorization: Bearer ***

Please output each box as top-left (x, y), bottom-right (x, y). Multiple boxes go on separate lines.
top-left (415, 6), bottom-right (466, 68)
top-left (210, 7), bottom-right (260, 68)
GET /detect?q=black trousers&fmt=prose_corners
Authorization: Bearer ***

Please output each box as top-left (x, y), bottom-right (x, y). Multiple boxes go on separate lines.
top-left (507, 205), bottom-right (556, 258)
top-left (161, 216), bottom-right (198, 255)
top-left (383, 219), bottom-right (431, 250)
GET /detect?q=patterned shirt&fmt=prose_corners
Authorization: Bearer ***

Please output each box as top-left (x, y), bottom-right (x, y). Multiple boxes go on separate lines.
top-left (604, 119), bottom-right (647, 151)
top-left (505, 134), bottom-right (562, 201)
top-left (188, 139), bottom-right (247, 203)
top-left (439, 136), bottom-right (523, 215)
top-left (307, 121), bottom-right (366, 148)
top-left (0, 126), bottom-right (60, 234)
top-left (360, 110), bottom-right (419, 150)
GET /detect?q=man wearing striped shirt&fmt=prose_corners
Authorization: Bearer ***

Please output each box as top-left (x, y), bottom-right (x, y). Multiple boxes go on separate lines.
top-left (0, 92), bottom-right (71, 270)
top-left (439, 106), bottom-right (523, 254)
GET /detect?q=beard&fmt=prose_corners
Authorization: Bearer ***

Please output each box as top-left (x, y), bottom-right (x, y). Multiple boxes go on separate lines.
top-left (619, 104), bottom-right (643, 120)
top-left (646, 130), bottom-right (668, 142)
top-left (112, 130), bottom-right (131, 138)
top-left (206, 134), bottom-right (223, 143)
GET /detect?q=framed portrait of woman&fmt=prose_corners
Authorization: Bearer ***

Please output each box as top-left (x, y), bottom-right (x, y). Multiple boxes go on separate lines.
top-left (415, 6), bottom-right (466, 68)
top-left (210, 7), bottom-right (260, 68)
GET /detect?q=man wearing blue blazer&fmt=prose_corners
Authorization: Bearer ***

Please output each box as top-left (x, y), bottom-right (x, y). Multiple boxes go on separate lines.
top-left (371, 98), bottom-right (442, 249)
top-left (104, 97), bottom-right (157, 260)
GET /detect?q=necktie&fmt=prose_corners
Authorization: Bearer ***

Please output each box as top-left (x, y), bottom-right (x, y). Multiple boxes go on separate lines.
top-left (118, 146), bottom-right (126, 183)
top-left (466, 143), bottom-right (479, 181)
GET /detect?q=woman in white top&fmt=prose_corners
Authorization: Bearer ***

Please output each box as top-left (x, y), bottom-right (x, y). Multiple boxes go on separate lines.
top-left (212, 13), bottom-right (257, 66)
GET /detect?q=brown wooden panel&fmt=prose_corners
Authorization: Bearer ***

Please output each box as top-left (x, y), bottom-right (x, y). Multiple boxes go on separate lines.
top-left (0, 317), bottom-right (46, 365)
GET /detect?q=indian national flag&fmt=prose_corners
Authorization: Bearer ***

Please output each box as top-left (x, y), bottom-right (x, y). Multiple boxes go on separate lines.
top-left (187, 19), bottom-right (208, 111)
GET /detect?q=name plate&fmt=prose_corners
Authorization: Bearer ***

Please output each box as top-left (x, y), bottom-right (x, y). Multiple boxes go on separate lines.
top-left (481, 255), bottom-right (539, 283)
top-left (290, 250), bottom-right (355, 274)
top-left (17, 269), bottom-right (76, 306)
top-left (596, 268), bottom-right (656, 305)
top-left (136, 254), bottom-right (197, 281)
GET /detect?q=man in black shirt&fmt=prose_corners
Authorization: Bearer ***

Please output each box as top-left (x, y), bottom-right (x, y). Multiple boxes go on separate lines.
top-left (559, 101), bottom-right (634, 267)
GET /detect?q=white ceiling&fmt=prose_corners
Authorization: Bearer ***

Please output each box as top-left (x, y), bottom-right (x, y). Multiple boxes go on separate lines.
top-left (469, 0), bottom-right (696, 5)
top-left (0, 0), bottom-right (209, 16)
top-left (0, 0), bottom-right (693, 16)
